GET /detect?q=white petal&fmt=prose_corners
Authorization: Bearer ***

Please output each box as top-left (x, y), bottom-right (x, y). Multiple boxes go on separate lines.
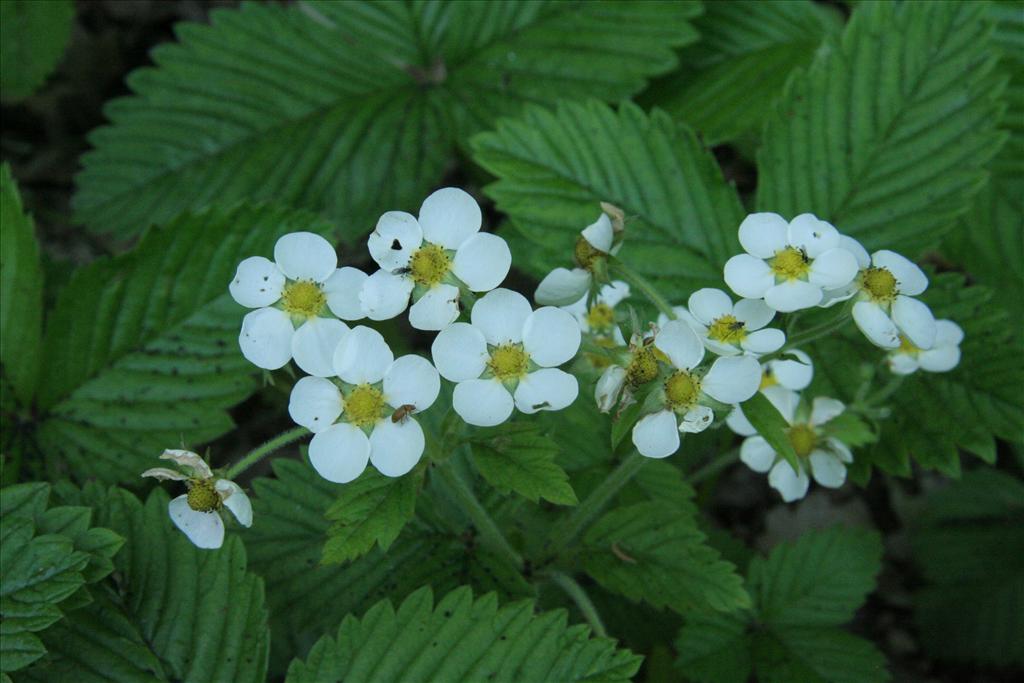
top-left (159, 449), bottom-right (212, 479)
top-left (453, 379), bottom-right (514, 427)
top-left (408, 284), bottom-right (460, 331)
top-left (274, 231), bottom-right (337, 282)
top-left (632, 410), bottom-right (680, 459)
top-left (359, 269), bottom-right (414, 321)
top-left (291, 317), bottom-right (349, 377)
top-left (887, 353), bottom-right (920, 375)
top-left (471, 288), bottom-right (532, 345)
top-left (599, 281), bottom-right (630, 308)
top-left (741, 328), bottom-right (785, 355)
top-left (826, 437), bottom-right (854, 464)
top-left (762, 385), bottom-right (800, 424)
top-left (595, 365), bottom-right (627, 413)
top-left (168, 495), bottom-right (224, 549)
top-left (892, 295), bottom-right (936, 350)
top-left (535, 268), bottom-right (592, 306)
top-left (733, 298), bottom-right (774, 330)
top-left (418, 187), bottom-right (482, 249)
top-left (768, 461), bottom-right (810, 502)
top-left (324, 267), bottom-right (368, 320)
top-left (215, 480), bottom-right (253, 527)
top-left (853, 301), bottom-right (900, 349)
top-left (726, 407), bottom-right (757, 437)
top-left (740, 436), bottom-right (776, 473)
top-left (688, 288), bottom-right (734, 326)
top-left (918, 346), bottom-right (961, 373)
top-left (384, 354), bottom-right (440, 411)
top-left (738, 212), bottom-right (789, 258)
top-left (369, 418), bottom-right (425, 477)
top-left (142, 467), bottom-right (189, 482)
top-left (367, 211), bottom-right (422, 271)
top-left (239, 307), bottom-right (294, 370)
top-left (581, 213), bottom-right (613, 252)
top-left (702, 355), bottom-right (761, 404)
top-left (522, 307), bottom-right (581, 367)
top-left (724, 254), bottom-right (774, 299)
top-left (230, 256), bottom-right (285, 308)
top-left (935, 319), bottom-right (964, 346)
top-left (452, 232), bottom-right (511, 292)
top-left (703, 337), bottom-right (741, 357)
top-left (872, 250), bottom-right (928, 296)
top-left (765, 280), bottom-right (823, 312)
top-left (808, 248), bottom-right (859, 288)
top-left (431, 322), bottom-right (489, 381)
top-left (819, 283), bottom-right (859, 308)
top-left (680, 405), bottom-right (714, 433)
top-left (655, 320), bottom-right (704, 370)
top-left (839, 235), bottom-right (871, 269)
top-left (333, 325), bottom-right (394, 384)
top-left (308, 423), bottom-right (371, 484)
top-left (810, 397), bottom-right (844, 426)
top-left (288, 376), bottom-right (343, 433)
top-left (769, 350), bottom-right (813, 390)
top-left (514, 368), bottom-right (578, 414)
top-left (787, 214), bottom-right (839, 257)
top-left (809, 451), bottom-right (846, 488)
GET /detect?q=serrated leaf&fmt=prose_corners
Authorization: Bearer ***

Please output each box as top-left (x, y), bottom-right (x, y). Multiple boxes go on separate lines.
top-left (674, 610), bottom-right (753, 683)
top-left (285, 586), bottom-right (642, 683)
top-left (737, 391), bottom-right (800, 471)
top-left (756, 0), bottom-right (1006, 254)
top-left (752, 627), bottom-right (889, 683)
top-left (33, 202), bottom-right (332, 483)
top-left (322, 466), bottom-right (423, 565)
top-left (472, 99), bottom-right (744, 300)
top-left (911, 470), bottom-right (1024, 667)
top-left (467, 422), bottom-right (577, 505)
top-left (0, 164), bottom-right (43, 409)
top-left (73, 1), bottom-right (700, 238)
top-left (0, 0), bottom-right (73, 102)
top-left (582, 501), bottom-right (749, 614)
top-left (643, 0), bottom-right (842, 145)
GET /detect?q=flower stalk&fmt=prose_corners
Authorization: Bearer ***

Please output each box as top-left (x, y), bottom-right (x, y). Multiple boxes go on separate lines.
top-left (224, 426), bottom-right (309, 479)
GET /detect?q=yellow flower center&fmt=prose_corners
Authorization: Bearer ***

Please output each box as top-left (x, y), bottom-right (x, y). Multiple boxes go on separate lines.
top-left (759, 370), bottom-right (778, 391)
top-left (488, 344), bottom-right (530, 381)
top-left (281, 280), bottom-right (326, 318)
top-left (707, 314), bottom-right (747, 344)
top-left (897, 334), bottom-right (920, 355)
top-left (574, 235), bottom-right (605, 271)
top-left (626, 346), bottom-right (659, 386)
top-left (859, 267), bottom-right (897, 303)
top-left (345, 384), bottom-right (386, 428)
top-left (186, 478), bottom-right (221, 512)
top-left (787, 424), bottom-right (817, 458)
top-left (409, 243), bottom-right (452, 287)
top-left (586, 303), bottom-right (615, 331)
top-left (664, 370), bottom-right (700, 411)
top-left (770, 247), bottom-right (810, 280)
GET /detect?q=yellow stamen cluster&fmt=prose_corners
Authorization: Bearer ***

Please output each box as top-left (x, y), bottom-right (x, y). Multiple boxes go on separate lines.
top-left (574, 236), bottom-right (605, 271)
top-left (770, 247), bottom-right (810, 280)
top-left (787, 424), bottom-right (817, 458)
top-left (281, 280), bottom-right (326, 318)
top-left (186, 478), bottom-right (222, 512)
top-left (759, 370), bottom-right (779, 391)
top-left (345, 384), bottom-right (386, 428)
top-left (586, 303), bottom-right (616, 331)
top-left (488, 344), bottom-right (530, 381)
top-left (859, 267), bottom-right (898, 303)
top-left (409, 244), bottom-right (452, 287)
top-left (664, 370), bottom-right (700, 411)
top-left (626, 346), bottom-right (659, 386)
top-left (707, 314), bottom-right (747, 344)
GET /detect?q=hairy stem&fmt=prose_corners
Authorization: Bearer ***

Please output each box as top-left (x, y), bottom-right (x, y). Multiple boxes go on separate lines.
top-left (688, 448), bottom-right (740, 485)
top-left (549, 571), bottom-right (608, 637)
top-left (224, 426), bottom-right (308, 480)
top-left (608, 258), bottom-right (677, 321)
top-left (766, 303), bottom-right (853, 359)
top-left (436, 461), bottom-right (524, 569)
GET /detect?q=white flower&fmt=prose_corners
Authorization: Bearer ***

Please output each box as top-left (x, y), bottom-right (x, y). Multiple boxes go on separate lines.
top-left (359, 188), bottom-right (511, 331)
top-left (229, 231), bottom-right (365, 376)
top-left (820, 242), bottom-right (936, 350)
top-left (288, 326), bottom-right (440, 483)
top-left (595, 364), bottom-right (627, 413)
top-left (724, 213), bottom-right (859, 313)
top-left (725, 349), bottom-right (815, 435)
top-left (731, 389), bottom-right (853, 502)
top-left (561, 280), bottom-right (630, 344)
top-left (631, 320), bottom-right (761, 459)
top-left (659, 288), bottom-right (784, 357)
top-left (431, 288), bottom-right (581, 426)
top-left (535, 213), bottom-right (615, 306)
top-left (887, 319), bottom-right (963, 375)
top-left (142, 449), bottom-right (252, 550)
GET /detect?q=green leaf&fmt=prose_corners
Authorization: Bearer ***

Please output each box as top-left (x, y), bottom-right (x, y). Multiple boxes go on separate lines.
top-left (322, 466), bottom-right (423, 565)
top-left (0, 164), bottom-right (43, 409)
top-left (25, 487), bottom-right (270, 682)
top-left (752, 627), bottom-right (889, 683)
top-left (911, 470), bottom-right (1024, 668)
top-left (737, 391), bottom-right (800, 471)
top-left (33, 202), bottom-right (332, 483)
top-left (582, 501), bottom-right (749, 614)
top-left (0, 0), bottom-right (73, 102)
top-left (643, 0), bottom-right (842, 145)
top-left (756, 0), bottom-right (1007, 254)
top-left (472, 99), bottom-right (744, 299)
top-left (284, 586), bottom-right (642, 683)
top-left (674, 610), bottom-right (752, 683)
top-left (73, 1), bottom-right (700, 239)
top-left (467, 421), bottom-right (577, 505)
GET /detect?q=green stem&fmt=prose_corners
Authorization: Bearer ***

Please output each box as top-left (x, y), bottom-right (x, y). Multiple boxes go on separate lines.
top-left (545, 451), bottom-right (647, 558)
top-left (688, 449), bottom-right (740, 485)
top-left (224, 426), bottom-right (308, 479)
top-left (436, 462), bottom-right (524, 569)
top-left (549, 571), bottom-right (608, 637)
top-left (608, 258), bottom-right (677, 321)
top-left (764, 303), bottom-right (852, 359)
